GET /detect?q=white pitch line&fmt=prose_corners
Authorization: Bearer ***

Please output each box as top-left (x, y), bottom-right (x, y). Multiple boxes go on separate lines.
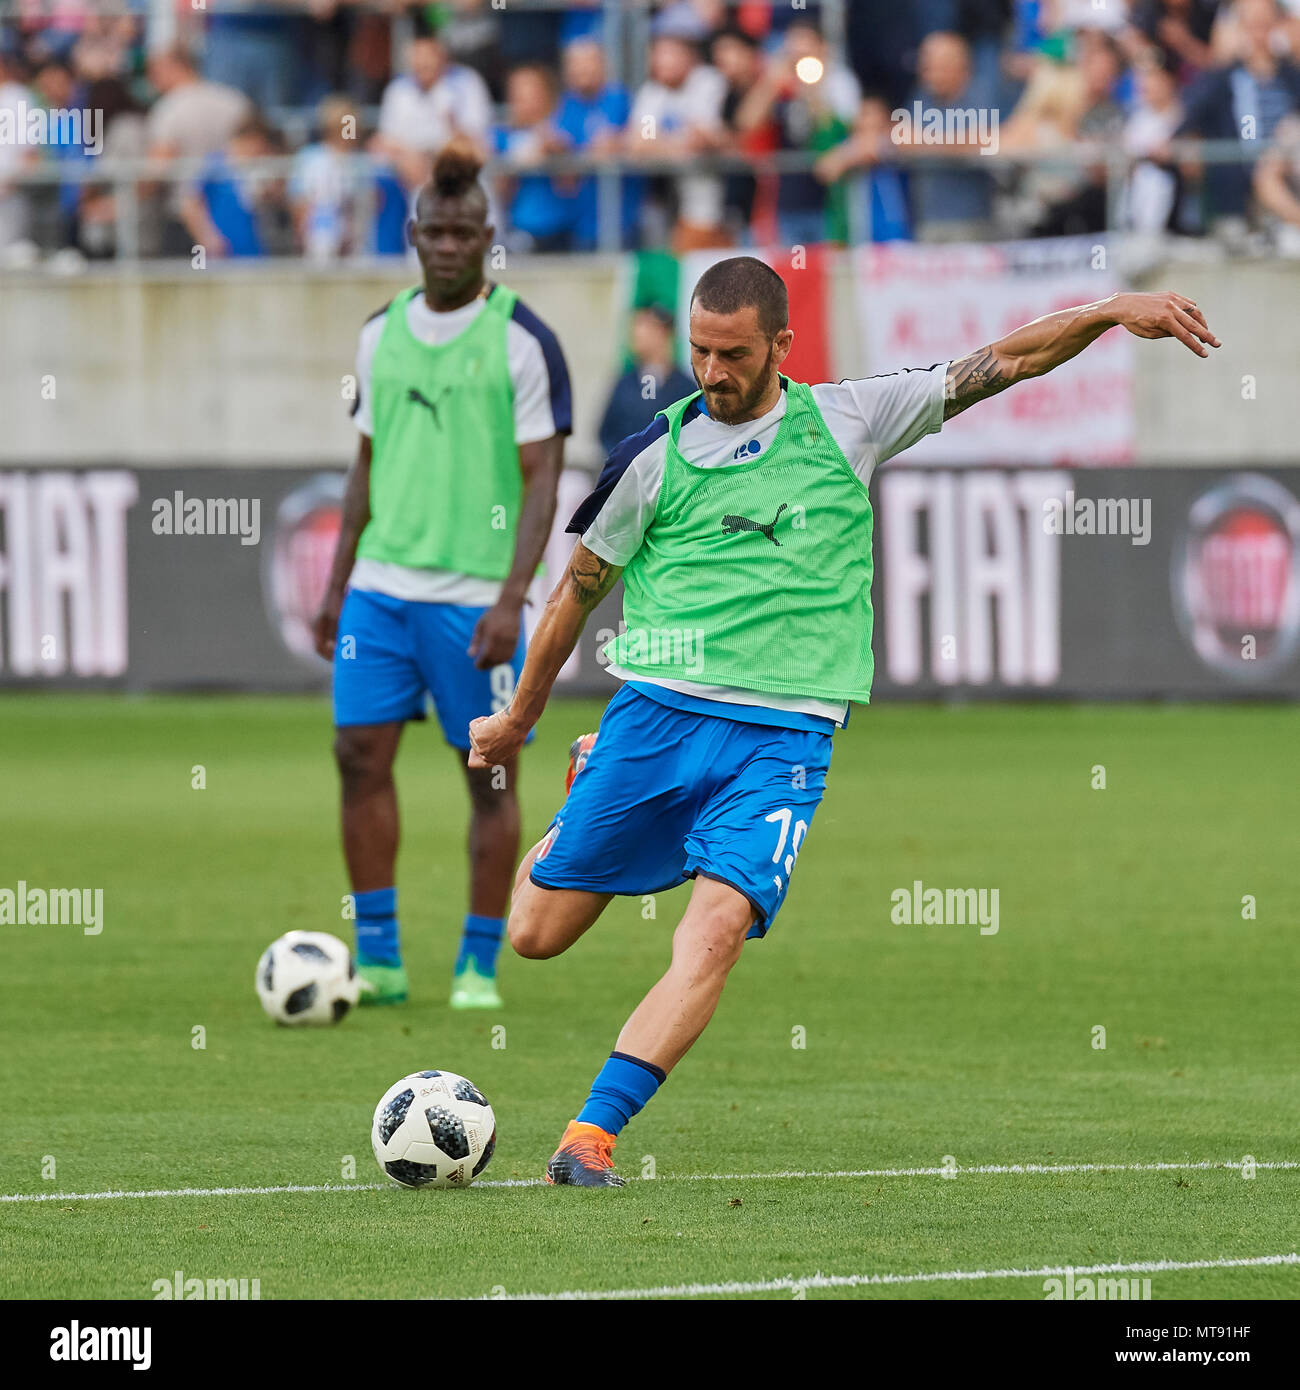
top-left (2, 1158), bottom-right (1295, 1205)
top-left (490, 1253), bottom-right (1300, 1302)
top-left (677, 1159), bottom-right (1300, 1180)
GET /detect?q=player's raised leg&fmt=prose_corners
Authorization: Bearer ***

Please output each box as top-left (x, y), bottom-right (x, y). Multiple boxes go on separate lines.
top-left (546, 875), bottom-right (753, 1187)
top-left (508, 872), bottom-right (612, 960)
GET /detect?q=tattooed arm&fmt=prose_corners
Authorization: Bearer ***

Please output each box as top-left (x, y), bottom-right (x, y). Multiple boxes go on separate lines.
top-left (468, 542), bottom-right (622, 767)
top-left (943, 291), bottom-right (1220, 421)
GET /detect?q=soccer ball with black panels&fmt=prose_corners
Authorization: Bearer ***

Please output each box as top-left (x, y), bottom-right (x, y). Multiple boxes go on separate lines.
top-left (371, 1070), bottom-right (497, 1188)
top-left (255, 930), bottom-right (359, 1025)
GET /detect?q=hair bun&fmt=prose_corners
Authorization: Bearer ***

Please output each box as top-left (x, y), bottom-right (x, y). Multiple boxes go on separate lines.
top-left (432, 138), bottom-right (484, 197)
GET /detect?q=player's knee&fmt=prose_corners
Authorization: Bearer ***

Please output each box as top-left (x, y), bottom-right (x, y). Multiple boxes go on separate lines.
top-left (333, 729), bottom-right (391, 791)
top-left (674, 905), bottom-right (751, 977)
top-left (465, 765), bottom-right (518, 817)
top-left (507, 913), bottom-right (559, 960)
top-left (507, 888), bottom-right (564, 960)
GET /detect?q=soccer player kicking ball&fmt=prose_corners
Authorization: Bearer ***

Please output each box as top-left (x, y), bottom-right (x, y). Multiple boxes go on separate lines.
top-left (314, 142), bottom-right (571, 1010)
top-left (469, 256), bottom-right (1219, 1185)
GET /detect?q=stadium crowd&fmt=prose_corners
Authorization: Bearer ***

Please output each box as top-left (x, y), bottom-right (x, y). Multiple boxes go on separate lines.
top-left (4, 0), bottom-right (1300, 262)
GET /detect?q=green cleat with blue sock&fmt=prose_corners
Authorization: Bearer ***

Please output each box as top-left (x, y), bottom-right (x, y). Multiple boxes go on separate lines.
top-left (450, 914), bottom-right (505, 1009)
top-left (453, 911), bottom-right (503, 1011)
top-left (356, 960), bottom-right (409, 1005)
top-left (353, 887), bottom-right (406, 1004)
top-left (449, 960), bottom-right (503, 1009)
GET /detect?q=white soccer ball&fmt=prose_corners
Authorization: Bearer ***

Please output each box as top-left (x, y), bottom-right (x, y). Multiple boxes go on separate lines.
top-left (371, 1070), bottom-right (497, 1188)
top-left (255, 930), bottom-right (359, 1026)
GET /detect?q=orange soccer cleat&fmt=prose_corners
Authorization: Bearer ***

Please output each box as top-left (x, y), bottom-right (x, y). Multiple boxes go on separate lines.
top-left (565, 732), bottom-right (598, 793)
top-left (545, 1119), bottom-right (626, 1187)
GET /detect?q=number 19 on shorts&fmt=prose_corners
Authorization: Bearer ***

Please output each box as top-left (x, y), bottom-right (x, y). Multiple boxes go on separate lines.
top-left (766, 807), bottom-right (807, 896)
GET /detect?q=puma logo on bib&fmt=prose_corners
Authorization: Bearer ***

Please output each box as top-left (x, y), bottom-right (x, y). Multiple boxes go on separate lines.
top-left (721, 502), bottom-right (788, 547)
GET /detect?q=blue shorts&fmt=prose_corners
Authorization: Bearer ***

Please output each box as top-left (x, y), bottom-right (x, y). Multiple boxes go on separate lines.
top-left (332, 588), bottom-right (529, 750)
top-left (529, 684), bottom-right (832, 937)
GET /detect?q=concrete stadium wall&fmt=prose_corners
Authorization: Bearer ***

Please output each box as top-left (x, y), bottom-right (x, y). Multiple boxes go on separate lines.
top-left (0, 254), bottom-right (1294, 468)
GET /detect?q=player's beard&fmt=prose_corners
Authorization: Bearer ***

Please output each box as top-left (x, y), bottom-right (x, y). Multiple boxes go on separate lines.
top-left (696, 344), bottom-right (778, 425)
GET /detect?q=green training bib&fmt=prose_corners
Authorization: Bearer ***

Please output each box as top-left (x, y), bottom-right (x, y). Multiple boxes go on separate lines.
top-left (358, 285), bottom-right (521, 579)
top-left (605, 379), bottom-right (876, 703)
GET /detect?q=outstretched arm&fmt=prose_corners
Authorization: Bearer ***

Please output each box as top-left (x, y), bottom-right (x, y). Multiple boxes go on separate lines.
top-left (943, 291), bottom-right (1220, 421)
top-left (467, 542), bottom-right (622, 768)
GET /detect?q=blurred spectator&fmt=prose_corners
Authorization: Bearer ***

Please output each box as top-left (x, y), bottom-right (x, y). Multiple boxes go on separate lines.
top-left (554, 38), bottom-right (633, 249)
top-left (375, 33), bottom-right (492, 191)
top-left (627, 33), bottom-right (728, 249)
top-left (494, 64), bottom-right (576, 252)
top-left (338, 9), bottom-right (394, 104)
top-left (290, 93), bottom-right (366, 261)
top-left (1049, 0), bottom-right (1133, 32)
top-left (1175, 0), bottom-right (1300, 227)
top-left (1000, 30), bottom-right (1127, 236)
top-left (599, 305), bottom-right (696, 455)
top-left (904, 31), bottom-right (998, 241)
top-left (75, 75), bottom-right (146, 259)
top-left (147, 45), bottom-right (252, 161)
top-left (203, 1), bottom-right (306, 112)
top-left (28, 60), bottom-right (86, 252)
top-left (1030, 31), bottom-right (1126, 236)
top-left (653, 2), bottom-right (732, 46)
top-left (1124, 0), bottom-right (1219, 79)
top-left (146, 45), bottom-right (253, 257)
top-left (711, 27), bottom-right (768, 241)
top-left (1253, 109), bottom-right (1300, 250)
top-left (497, 5), bottom-right (564, 72)
top-left (1211, 0), bottom-right (1300, 63)
top-left (735, 20), bottom-right (863, 245)
top-left (958, 0), bottom-right (1018, 109)
top-left (437, 0), bottom-right (507, 99)
top-left (559, 1), bottom-right (606, 46)
top-left (847, 0), bottom-right (937, 110)
top-left (179, 115), bottom-right (286, 259)
top-left (0, 49), bottom-right (38, 254)
top-left (814, 94), bottom-right (915, 242)
top-left (1121, 50), bottom-right (1185, 232)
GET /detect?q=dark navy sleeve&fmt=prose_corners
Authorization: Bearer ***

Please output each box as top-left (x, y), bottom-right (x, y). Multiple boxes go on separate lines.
top-left (510, 296), bottom-right (573, 436)
top-left (566, 413), bottom-right (668, 536)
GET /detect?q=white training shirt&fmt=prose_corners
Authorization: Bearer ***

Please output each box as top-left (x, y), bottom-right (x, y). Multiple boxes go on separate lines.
top-left (350, 289), bottom-right (570, 604)
top-left (570, 367), bottom-right (948, 725)
top-left (377, 66), bottom-right (493, 154)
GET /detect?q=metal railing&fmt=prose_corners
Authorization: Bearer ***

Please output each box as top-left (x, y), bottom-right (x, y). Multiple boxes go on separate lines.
top-left (0, 139), bottom-right (1286, 263)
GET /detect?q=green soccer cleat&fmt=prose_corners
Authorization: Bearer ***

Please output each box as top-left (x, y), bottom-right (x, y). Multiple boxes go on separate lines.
top-left (450, 960), bottom-right (503, 1010)
top-left (356, 961), bottom-right (408, 1006)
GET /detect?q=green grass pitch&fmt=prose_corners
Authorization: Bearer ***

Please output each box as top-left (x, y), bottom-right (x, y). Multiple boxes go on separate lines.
top-left (1, 694), bottom-right (1297, 1300)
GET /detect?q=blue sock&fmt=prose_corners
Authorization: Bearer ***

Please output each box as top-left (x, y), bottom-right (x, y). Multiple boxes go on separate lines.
top-left (455, 914), bottom-right (504, 976)
top-left (354, 887), bottom-right (400, 967)
top-left (575, 1052), bottom-right (666, 1136)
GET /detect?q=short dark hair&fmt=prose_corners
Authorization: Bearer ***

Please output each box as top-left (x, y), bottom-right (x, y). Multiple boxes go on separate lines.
top-left (690, 256), bottom-right (789, 338)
